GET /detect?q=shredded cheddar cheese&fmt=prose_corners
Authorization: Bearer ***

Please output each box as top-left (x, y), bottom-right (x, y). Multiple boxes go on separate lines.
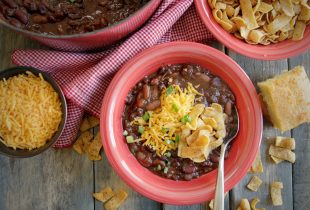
top-left (132, 83), bottom-right (202, 155)
top-left (0, 71), bottom-right (62, 150)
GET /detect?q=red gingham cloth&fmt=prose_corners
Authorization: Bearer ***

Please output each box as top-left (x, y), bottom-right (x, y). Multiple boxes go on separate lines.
top-left (11, 0), bottom-right (214, 148)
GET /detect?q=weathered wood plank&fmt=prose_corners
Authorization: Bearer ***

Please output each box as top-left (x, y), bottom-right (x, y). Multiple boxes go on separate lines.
top-left (0, 25), bottom-right (94, 210)
top-left (288, 50), bottom-right (310, 210)
top-left (94, 127), bottom-right (161, 210)
top-left (227, 51), bottom-right (293, 210)
top-left (0, 149), bottom-right (94, 210)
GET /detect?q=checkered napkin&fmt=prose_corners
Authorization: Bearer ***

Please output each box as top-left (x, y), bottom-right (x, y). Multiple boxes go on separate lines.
top-left (11, 0), bottom-right (213, 148)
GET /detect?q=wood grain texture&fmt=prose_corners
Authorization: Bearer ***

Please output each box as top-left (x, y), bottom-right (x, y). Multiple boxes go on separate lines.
top-left (0, 26), bottom-right (94, 210)
top-left (93, 127), bottom-right (160, 210)
top-left (289, 49), bottom-right (310, 210)
top-left (227, 50), bottom-right (293, 210)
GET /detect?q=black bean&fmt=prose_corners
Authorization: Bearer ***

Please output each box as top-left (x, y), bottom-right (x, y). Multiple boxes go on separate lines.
top-left (5, 8), bottom-right (15, 17)
top-left (38, 3), bottom-right (47, 15)
top-left (100, 17), bottom-right (108, 27)
top-left (3, 0), bottom-right (17, 9)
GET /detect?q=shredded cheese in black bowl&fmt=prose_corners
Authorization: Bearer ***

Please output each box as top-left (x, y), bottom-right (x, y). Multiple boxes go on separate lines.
top-left (0, 66), bottom-right (67, 158)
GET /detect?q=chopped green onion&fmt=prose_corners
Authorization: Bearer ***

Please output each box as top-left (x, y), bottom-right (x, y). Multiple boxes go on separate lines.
top-left (142, 112), bottom-right (150, 121)
top-left (172, 103), bottom-right (179, 112)
top-left (166, 139), bottom-right (172, 144)
top-left (157, 165), bottom-right (162, 171)
top-left (162, 127), bottom-right (169, 133)
top-left (138, 126), bottom-right (144, 134)
top-left (163, 167), bottom-right (169, 174)
top-left (69, 0), bottom-right (76, 3)
top-left (165, 152), bottom-right (171, 157)
top-left (123, 130), bottom-right (128, 136)
top-left (181, 114), bottom-right (192, 124)
top-left (126, 135), bottom-right (134, 143)
top-left (166, 85), bottom-right (174, 95)
top-left (175, 135), bottom-right (180, 143)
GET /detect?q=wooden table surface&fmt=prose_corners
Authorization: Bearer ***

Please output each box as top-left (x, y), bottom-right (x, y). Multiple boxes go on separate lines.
top-left (0, 24), bottom-right (309, 210)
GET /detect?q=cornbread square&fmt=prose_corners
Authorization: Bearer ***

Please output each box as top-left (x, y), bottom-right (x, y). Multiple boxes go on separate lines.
top-left (258, 66), bottom-right (310, 131)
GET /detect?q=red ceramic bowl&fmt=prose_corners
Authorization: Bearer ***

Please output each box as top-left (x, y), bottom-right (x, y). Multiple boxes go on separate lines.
top-left (0, 0), bottom-right (161, 52)
top-left (194, 0), bottom-right (310, 60)
top-left (100, 41), bottom-right (262, 204)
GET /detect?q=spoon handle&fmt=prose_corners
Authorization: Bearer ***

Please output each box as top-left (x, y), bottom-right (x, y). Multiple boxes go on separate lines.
top-left (214, 143), bottom-right (227, 210)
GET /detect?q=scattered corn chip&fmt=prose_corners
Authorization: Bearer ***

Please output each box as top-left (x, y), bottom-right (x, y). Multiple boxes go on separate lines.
top-left (251, 198), bottom-right (265, 210)
top-left (104, 189), bottom-right (128, 210)
top-left (209, 199), bottom-right (214, 210)
top-left (247, 176), bottom-right (263, 191)
top-left (270, 181), bottom-right (283, 206)
top-left (275, 136), bottom-right (295, 150)
top-left (93, 187), bottom-right (115, 203)
top-left (237, 198), bottom-right (251, 210)
top-left (269, 145), bottom-right (296, 163)
top-left (270, 155), bottom-right (283, 164)
top-left (80, 115), bottom-right (100, 132)
top-left (249, 151), bottom-right (263, 173)
top-left (87, 132), bottom-right (102, 161)
top-left (73, 131), bottom-right (93, 154)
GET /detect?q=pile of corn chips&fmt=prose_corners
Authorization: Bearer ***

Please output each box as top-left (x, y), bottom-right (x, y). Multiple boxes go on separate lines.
top-left (93, 187), bottom-right (128, 210)
top-left (178, 103), bottom-right (227, 163)
top-left (208, 0), bottom-right (310, 44)
top-left (73, 115), bottom-right (102, 161)
top-left (269, 136), bottom-right (296, 163)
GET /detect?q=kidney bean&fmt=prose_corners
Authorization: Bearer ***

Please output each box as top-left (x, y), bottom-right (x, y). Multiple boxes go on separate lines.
top-left (138, 152), bottom-right (153, 167)
top-left (152, 159), bottom-right (166, 168)
top-left (14, 9), bottom-right (28, 24)
top-left (142, 85), bottom-right (150, 100)
top-left (145, 100), bottom-right (160, 111)
top-left (151, 86), bottom-right (159, 100)
top-left (182, 164), bottom-right (196, 174)
top-left (197, 73), bottom-right (211, 83)
top-left (32, 15), bottom-right (48, 24)
top-left (184, 174), bottom-right (193, 181)
top-left (136, 98), bottom-right (146, 108)
top-left (225, 101), bottom-right (232, 116)
top-left (2, 0), bottom-right (17, 9)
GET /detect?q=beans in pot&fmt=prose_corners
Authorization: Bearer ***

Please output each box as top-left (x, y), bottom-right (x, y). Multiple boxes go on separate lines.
top-left (0, 0), bottom-right (149, 35)
top-left (122, 64), bottom-right (236, 181)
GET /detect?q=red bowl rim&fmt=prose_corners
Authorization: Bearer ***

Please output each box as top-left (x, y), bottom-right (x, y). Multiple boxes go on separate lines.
top-left (194, 0), bottom-right (310, 60)
top-left (100, 41), bottom-right (263, 204)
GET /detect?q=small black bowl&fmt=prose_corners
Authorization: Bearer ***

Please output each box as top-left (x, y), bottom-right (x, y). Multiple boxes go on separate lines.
top-left (0, 66), bottom-right (67, 158)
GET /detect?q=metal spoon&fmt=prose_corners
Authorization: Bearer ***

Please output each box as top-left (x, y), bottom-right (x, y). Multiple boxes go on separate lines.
top-left (214, 106), bottom-right (239, 210)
